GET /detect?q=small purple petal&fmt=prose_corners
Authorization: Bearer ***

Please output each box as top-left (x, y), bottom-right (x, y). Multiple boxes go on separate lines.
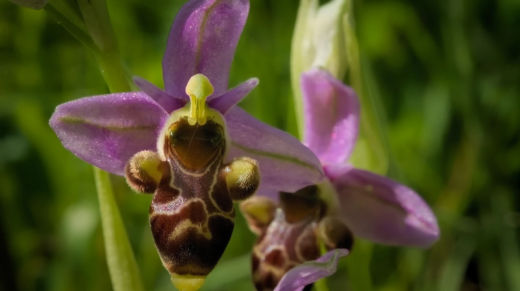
top-left (225, 107), bottom-right (325, 193)
top-left (208, 78), bottom-right (258, 114)
top-left (49, 93), bottom-right (168, 175)
top-left (274, 249), bottom-right (349, 291)
top-left (133, 76), bottom-right (186, 113)
top-left (163, 0), bottom-right (249, 97)
top-left (326, 164), bottom-right (440, 247)
top-left (301, 68), bottom-right (360, 165)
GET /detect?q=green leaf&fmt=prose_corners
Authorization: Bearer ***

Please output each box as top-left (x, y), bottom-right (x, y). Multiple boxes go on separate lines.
top-left (94, 168), bottom-right (145, 291)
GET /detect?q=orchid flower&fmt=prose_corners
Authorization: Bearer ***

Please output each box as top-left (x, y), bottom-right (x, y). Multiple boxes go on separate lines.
top-left (242, 68), bottom-right (440, 291)
top-left (49, 0), bottom-right (323, 290)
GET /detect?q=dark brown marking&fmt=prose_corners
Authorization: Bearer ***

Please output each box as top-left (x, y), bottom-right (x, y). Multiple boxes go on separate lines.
top-left (297, 226), bottom-right (320, 261)
top-left (151, 200), bottom-right (207, 230)
top-left (280, 185), bottom-right (319, 223)
top-left (320, 217), bottom-right (354, 251)
top-left (265, 249), bottom-right (286, 268)
top-left (252, 253), bottom-right (260, 273)
top-left (149, 165), bottom-right (179, 208)
top-left (209, 178), bottom-right (234, 213)
top-left (155, 215), bottom-right (234, 276)
top-left (253, 270), bottom-right (280, 291)
top-left (164, 118), bottom-right (224, 171)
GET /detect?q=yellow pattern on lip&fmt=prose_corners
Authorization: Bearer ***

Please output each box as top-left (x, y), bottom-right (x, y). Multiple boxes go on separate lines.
top-left (170, 274), bottom-right (206, 291)
top-left (185, 74), bottom-right (214, 125)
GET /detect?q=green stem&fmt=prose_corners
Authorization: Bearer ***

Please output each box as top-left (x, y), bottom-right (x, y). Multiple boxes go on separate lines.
top-left (346, 240), bottom-right (373, 291)
top-left (84, 2), bottom-right (140, 289)
top-left (44, 4), bottom-right (99, 54)
top-left (344, 0), bottom-right (389, 175)
top-left (48, 0), bottom-right (141, 290)
top-left (314, 277), bottom-right (329, 291)
top-left (314, 240), bottom-right (330, 291)
top-left (291, 0), bottom-right (317, 139)
top-left (88, 23), bottom-right (141, 291)
top-left (94, 51), bottom-right (131, 93)
top-left (94, 168), bottom-right (144, 291)
top-left (77, 0), bottom-right (131, 93)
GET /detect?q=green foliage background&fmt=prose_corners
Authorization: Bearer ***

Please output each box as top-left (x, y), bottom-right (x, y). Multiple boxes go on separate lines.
top-left (1, 0), bottom-right (519, 290)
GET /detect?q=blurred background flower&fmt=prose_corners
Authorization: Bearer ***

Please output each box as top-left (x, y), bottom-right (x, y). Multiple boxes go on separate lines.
top-left (1, 0), bottom-right (519, 291)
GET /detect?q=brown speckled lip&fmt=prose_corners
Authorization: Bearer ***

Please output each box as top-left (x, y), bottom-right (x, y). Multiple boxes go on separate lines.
top-left (251, 192), bottom-right (322, 291)
top-left (147, 117), bottom-right (259, 279)
top-left (250, 190), bottom-right (353, 291)
top-left (151, 119), bottom-right (233, 277)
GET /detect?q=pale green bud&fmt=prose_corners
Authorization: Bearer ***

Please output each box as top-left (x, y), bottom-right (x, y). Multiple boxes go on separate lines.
top-left (291, 0), bottom-right (389, 175)
top-left (291, 0), bottom-right (351, 137)
top-left (292, 0), bottom-right (350, 81)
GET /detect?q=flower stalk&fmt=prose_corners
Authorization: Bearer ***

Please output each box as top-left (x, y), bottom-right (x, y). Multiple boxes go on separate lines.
top-left (345, 239), bottom-right (373, 291)
top-left (314, 239), bottom-right (331, 291)
top-left (343, 0), bottom-right (388, 175)
top-left (91, 46), bottom-right (143, 291)
top-left (46, 1), bottom-right (143, 291)
top-left (77, 0), bottom-right (130, 93)
top-left (94, 167), bottom-right (145, 291)
top-left (43, 3), bottom-right (98, 53)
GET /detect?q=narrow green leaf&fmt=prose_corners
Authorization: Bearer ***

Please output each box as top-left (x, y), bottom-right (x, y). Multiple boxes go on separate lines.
top-left (94, 167), bottom-right (145, 291)
top-left (346, 239), bottom-right (373, 291)
top-left (314, 238), bottom-right (331, 291)
top-left (436, 234), bottom-right (476, 291)
top-left (291, 0), bottom-right (318, 138)
top-left (344, 5), bottom-right (389, 175)
top-left (493, 192), bottom-right (520, 291)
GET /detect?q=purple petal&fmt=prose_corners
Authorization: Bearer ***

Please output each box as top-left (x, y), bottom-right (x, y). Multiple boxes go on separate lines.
top-left (163, 0), bottom-right (249, 98)
top-left (133, 76), bottom-right (186, 113)
top-left (49, 93), bottom-right (168, 175)
top-left (301, 68), bottom-right (360, 165)
top-left (274, 249), bottom-right (349, 291)
top-left (326, 164), bottom-right (440, 247)
top-left (225, 107), bottom-right (325, 193)
top-left (208, 78), bottom-right (258, 114)
top-left (254, 185), bottom-right (280, 202)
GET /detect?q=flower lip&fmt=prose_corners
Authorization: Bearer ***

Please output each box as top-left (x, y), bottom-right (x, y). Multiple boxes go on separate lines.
top-left (243, 192), bottom-right (352, 291)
